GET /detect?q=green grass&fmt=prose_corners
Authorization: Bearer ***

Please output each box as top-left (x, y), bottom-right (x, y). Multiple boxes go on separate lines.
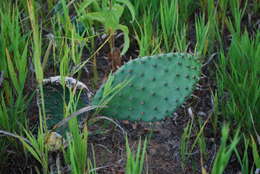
top-left (0, 1), bottom-right (29, 133)
top-left (211, 125), bottom-right (240, 174)
top-left (125, 136), bottom-right (148, 174)
top-left (0, 0), bottom-right (259, 173)
top-left (216, 31), bottom-right (260, 134)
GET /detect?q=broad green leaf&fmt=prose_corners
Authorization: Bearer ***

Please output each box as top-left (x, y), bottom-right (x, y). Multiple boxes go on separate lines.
top-left (115, 0), bottom-right (135, 22)
top-left (80, 3), bottom-right (130, 55)
top-left (117, 24), bottom-right (129, 55)
top-left (103, 4), bottom-right (124, 31)
top-left (77, 0), bottom-right (96, 14)
top-left (85, 4), bottom-right (124, 31)
top-left (85, 11), bottom-right (106, 24)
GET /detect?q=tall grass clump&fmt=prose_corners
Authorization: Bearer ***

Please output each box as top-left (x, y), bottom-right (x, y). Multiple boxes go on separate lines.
top-left (0, 1), bottom-right (34, 170)
top-left (216, 31), bottom-right (260, 134)
top-left (234, 136), bottom-right (260, 174)
top-left (125, 136), bottom-right (148, 174)
top-left (194, 14), bottom-right (210, 56)
top-left (17, 1), bottom-right (51, 173)
top-left (159, 0), bottom-right (188, 52)
top-left (215, 30), bottom-right (260, 173)
top-left (134, 9), bottom-right (161, 57)
top-left (0, 1), bottom-right (29, 133)
top-left (211, 125), bottom-right (240, 174)
top-left (227, 0), bottom-right (247, 35)
top-left (64, 121), bottom-right (96, 174)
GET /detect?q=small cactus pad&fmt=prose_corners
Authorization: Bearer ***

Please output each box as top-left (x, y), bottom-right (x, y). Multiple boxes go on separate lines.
top-left (42, 83), bottom-right (89, 135)
top-left (92, 53), bottom-right (201, 121)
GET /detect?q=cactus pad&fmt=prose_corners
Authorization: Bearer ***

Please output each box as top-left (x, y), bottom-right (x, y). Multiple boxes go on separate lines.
top-left (41, 77), bottom-right (90, 135)
top-left (92, 53), bottom-right (201, 121)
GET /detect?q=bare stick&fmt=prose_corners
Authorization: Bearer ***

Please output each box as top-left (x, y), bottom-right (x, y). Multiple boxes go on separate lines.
top-left (0, 130), bottom-right (32, 146)
top-left (50, 105), bottom-right (103, 132)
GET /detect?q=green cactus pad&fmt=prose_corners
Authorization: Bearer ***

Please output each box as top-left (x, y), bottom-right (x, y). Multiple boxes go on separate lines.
top-left (92, 53), bottom-right (201, 121)
top-left (42, 81), bottom-right (89, 135)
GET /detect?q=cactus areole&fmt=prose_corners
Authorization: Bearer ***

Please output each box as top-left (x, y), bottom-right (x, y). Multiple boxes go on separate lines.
top-left (92, 53), bottom-right (201, 121)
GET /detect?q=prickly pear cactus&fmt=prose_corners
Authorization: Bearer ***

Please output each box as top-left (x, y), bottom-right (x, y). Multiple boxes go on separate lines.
top-left (40, 76), bottom-right (90, 135)
top-left (92, 53), bottom-right (201, 121)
